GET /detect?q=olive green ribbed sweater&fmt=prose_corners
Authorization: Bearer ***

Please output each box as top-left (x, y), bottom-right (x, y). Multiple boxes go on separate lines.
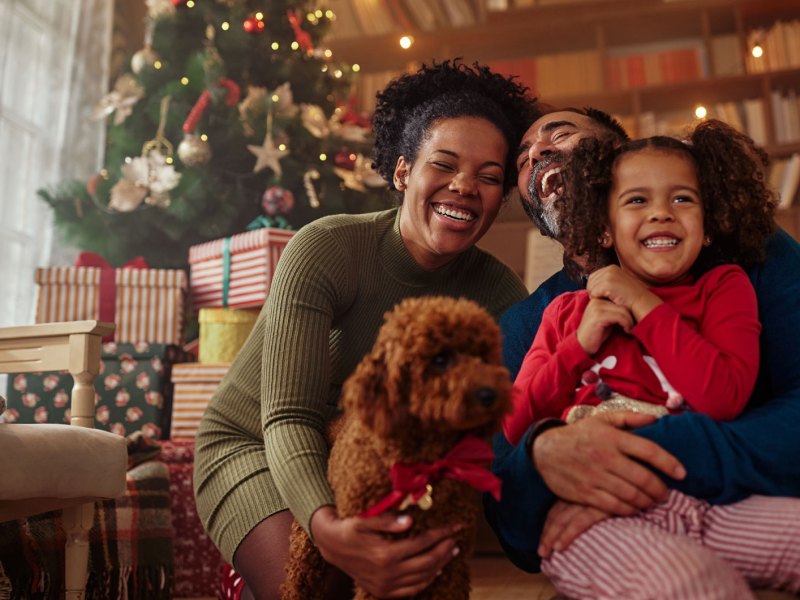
top-left (193, 208), bottom-right (527, 561)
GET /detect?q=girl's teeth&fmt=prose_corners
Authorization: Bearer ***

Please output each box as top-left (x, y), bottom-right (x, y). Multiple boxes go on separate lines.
top-left (643, 238), bottom-right (678, 248)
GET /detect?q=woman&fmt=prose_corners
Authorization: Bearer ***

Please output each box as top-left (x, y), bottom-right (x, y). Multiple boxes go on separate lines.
top-left (194, 60), bottom-right (538, 599)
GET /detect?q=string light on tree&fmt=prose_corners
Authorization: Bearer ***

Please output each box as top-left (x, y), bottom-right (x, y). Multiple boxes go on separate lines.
top-left (243, 13), bottom-right (266, 33)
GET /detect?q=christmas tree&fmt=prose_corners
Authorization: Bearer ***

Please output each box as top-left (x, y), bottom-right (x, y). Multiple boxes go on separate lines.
top-left (40, 0), bottom-right (389, 269)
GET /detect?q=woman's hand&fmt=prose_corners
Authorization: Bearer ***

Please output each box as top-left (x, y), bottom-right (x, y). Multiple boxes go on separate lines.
top-left (310, 506), bottom-right (460, 598)
top-left (532, 412), bottom-right (686, 515)
top-left (538, 500), bottom-right (609, 559)
top-left (576, 297), bottom-right (634, 355)
top-left (586, 265), bottom-right (662, 321)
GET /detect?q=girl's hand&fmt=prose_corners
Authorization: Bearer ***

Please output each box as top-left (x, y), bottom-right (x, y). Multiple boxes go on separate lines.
top-left (538, 500), bottom-right (610, 558)
top-left (586, 265), bottom-right (662, 321)
top-left (310, 506), bottom-right (460, 598)
top-left (577, 297), bottom-right (634, 355)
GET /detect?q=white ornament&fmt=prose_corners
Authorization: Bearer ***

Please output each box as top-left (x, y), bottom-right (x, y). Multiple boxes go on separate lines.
top-left (109, 179), bottom-right (147, 212)
top-left (93, 74), bottom-right (145, 126)
top-left (110, 151), bottom-right (181, 210)
top-left (146, 0), bottom-right (175, 19)
top-left (131, 46), bottom-right (159, 74)
top-left (301, 104), bottom-right (329, 138)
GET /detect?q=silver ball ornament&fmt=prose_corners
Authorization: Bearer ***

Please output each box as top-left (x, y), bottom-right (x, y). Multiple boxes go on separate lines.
top-left (177, 133), bottom-right (212, 167)
top-left (131, 46), bottom-right (159, 74)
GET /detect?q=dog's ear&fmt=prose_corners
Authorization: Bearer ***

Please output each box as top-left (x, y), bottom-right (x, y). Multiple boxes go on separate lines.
top-left (341, 344), bottom-right (409, 438)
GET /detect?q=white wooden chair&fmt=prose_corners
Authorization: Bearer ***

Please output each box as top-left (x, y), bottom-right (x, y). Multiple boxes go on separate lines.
top-left (0, 320), bottom-right (128, 600)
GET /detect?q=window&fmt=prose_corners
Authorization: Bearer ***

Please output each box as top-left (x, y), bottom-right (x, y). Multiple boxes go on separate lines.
top-left (0, 0), bottom-right (111, 327)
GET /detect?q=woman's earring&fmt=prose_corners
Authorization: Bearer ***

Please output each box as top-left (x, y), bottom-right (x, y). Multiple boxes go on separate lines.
top-left (703, 235), bottom-right (712, 247)
top-left (395, 178), bottom-right (405, 191)
top-left (600, 232), bottom-right (612, 248)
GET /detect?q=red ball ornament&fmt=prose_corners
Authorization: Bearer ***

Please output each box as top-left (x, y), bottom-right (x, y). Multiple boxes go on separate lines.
top-left (334, 148), bottom-right (356, 170)
top-left (243, 15), bottom-right (265, 34)
top-left (171, 0), bottom-right (185, 6)
top-left (262, 186), bottom-right (295, 216)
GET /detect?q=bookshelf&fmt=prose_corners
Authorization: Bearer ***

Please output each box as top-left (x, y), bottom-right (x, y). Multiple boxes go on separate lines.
top-left (329, 0), bottom-right (800, 257)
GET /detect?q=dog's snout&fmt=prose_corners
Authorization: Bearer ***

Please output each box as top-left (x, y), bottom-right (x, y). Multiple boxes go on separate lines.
top-left (475, 387), bottom-right (497, 407)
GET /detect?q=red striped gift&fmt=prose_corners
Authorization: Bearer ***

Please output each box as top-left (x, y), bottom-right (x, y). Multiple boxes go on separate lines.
top-left (35, 266), bottom-right (186, 344)
top-left (188, 228), bottom-right (294, 310)
top-left (170, 362), bottom-right (230, 439)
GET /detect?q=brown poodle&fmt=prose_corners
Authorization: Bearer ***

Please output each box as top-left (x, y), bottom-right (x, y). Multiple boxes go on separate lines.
top-left (282, 295), bottom-right (512, 600)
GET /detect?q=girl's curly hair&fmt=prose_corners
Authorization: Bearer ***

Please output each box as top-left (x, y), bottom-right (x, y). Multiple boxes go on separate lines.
top-left (559, 118), bottom-right (776, 276)
top-left (371, 59), bottom-right (539, 196)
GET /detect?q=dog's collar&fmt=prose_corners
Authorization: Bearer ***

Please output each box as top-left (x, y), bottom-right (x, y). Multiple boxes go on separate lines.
top-left (358, 436), bottom-right (500, 518)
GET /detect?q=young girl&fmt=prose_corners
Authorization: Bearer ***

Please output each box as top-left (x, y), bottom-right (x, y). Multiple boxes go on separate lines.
top-left (504, 119), bottom-right (800, 597)
top-left (505, 119), bottom-right (774, 441)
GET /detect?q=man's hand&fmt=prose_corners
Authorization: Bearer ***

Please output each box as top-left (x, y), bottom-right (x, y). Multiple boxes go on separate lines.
top-left (538, 500), bottom-right (609, 558)
top-left (586, 265), bottom-right (663, 322)
top-left (310, 506), bottom-right (460, 598)
top-left (576, 297), bottom-right (634, 355)
top-left (532, 412), bottom-right (686, 515)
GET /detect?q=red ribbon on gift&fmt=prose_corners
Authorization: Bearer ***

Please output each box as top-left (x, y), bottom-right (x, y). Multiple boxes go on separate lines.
top-left (74, 252), bottom-right (148, 340)
top-left (359, 436), bottom-right (501, 518)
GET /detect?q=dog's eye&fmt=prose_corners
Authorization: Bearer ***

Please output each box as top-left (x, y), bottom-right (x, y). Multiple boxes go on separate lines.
top-left (430, 352), bottom-right (452, 372)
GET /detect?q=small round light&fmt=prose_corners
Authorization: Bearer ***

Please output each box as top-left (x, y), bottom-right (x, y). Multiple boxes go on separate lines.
top-left (399, 35), bottom-right (414, 49)
top-left (181, 77), bottom-right (190, 85)
top-left (319, 153), bottom-right (327, 161)
top-left (291, 41), bottom-right (299, 50)
top-left (315, 9), bottom-right (323, 18)
top-left (695, 105), bottom-right (707, 119)
top-left (255, 12), bottom-right (264, 20)
top-left (271, 94), bottom-right (280, 102)
top-left (349, 153), bottom-right (356, 161)
top-left (334, 69), bottom-right (343, 78)
top-left (352, 63), bottom-right (361, 72)
top-left (321, 65), bottom-right (328, 73)
top-left (166, 156), bottom-right (174, 164)
top-left (271, 42), bottom-right (279, 50)
top-left (324, 49), bottom-right (333, 58)
top-left (186, 0), bottom-right (195, 7)
top-left (221, 22), bottom-right (230, 31)
top-left (153, 60), bottom-right (162, 70)
top-left (200, 134), bottom-right (208, 142)
top-left (307, 12), bottom-right (315, 22)
top-left (752, 44), bottom-right (764, 58)
top-left (326, 10), bottom-right (334, 19)
top-left (278, 144), bottom-right (287, 151)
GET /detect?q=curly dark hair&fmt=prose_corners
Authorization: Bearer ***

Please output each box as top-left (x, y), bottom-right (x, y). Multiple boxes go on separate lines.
top-left (371, 59), bottom-right (539, 196)
top-left (558, 118), bottom-right (776, 276)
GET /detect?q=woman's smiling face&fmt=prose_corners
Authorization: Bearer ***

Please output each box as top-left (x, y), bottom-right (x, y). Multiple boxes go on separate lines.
top-left (395, 116), bottom-right (508, 270)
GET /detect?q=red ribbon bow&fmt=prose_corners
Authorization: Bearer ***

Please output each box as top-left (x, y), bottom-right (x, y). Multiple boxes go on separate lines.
top-left (74, 252), bottom-right (148, 340)
top-left (359, 436), bottom-right (501, 518)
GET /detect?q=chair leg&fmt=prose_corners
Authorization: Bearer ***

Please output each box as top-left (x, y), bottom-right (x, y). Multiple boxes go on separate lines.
top-left (62, 502), bottom-right (94, 600)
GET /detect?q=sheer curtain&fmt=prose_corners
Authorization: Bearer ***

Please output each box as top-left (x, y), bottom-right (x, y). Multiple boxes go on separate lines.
top-left (0, 0), bottom-right (113, 328)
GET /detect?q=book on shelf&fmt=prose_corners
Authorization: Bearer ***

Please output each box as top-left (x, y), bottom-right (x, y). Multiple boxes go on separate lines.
top-left (778, 153), bottom-right (800, 210)
top-left (771, 90), bottom-right (800, 145)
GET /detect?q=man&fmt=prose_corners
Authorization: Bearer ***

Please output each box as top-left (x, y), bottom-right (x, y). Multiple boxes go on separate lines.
top-left (486, 108), bottom-right (800, 574)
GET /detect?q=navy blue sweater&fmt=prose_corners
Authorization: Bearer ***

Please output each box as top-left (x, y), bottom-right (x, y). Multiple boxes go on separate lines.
top-left (486, 229), bottom-right (800, 572)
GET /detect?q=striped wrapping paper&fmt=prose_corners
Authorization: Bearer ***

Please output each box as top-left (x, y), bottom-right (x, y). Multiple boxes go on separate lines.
top-left (170, 362), bottom-right (230, 439)
top-left (35, 267), bottom-right (186, 344)
top-left (189, 228), bottom-right (294, 310)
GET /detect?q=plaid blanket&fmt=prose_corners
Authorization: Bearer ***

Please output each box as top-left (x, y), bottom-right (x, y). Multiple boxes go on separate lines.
top-left (0, 442), bottom-right (173, 599)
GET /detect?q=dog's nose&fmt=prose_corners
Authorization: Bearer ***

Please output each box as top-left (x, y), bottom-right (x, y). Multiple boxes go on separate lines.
top-left (475, 387), bottom-right (497, 407)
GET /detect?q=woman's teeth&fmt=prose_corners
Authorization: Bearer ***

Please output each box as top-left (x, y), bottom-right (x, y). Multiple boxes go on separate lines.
top-left (434, 205), bottom-right (475, 221)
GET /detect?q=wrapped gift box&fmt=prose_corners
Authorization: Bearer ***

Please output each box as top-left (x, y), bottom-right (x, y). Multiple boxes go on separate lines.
top-left (198, 307), bottom-right (259, 363)
top-left (170, 363), bottom-right (230, 439)
top-left (4, 342), bottom-right (194, 439)
top-left (35, 266), bottom-right (186, 344)
top-left (189, 228), bottom-right (294, 310)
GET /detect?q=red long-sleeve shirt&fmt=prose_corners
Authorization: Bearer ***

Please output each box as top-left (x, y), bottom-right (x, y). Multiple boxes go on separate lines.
top-left (504, 264), bottom-right (761, 446)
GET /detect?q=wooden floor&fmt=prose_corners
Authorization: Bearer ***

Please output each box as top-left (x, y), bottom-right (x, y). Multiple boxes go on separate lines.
top-left (470, 555), bottom-right (557, 599)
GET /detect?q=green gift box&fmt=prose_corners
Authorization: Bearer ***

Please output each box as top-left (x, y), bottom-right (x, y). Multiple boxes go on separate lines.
top-left (4, 342), bottom-right (194, 439)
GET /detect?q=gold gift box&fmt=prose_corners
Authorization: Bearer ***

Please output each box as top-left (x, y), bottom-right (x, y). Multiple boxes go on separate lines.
top-left (198, 308), bottom-right (259, 363)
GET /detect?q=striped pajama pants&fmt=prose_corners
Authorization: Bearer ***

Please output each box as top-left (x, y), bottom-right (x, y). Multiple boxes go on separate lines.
top-left (541, 490), bottom-right (800, 599)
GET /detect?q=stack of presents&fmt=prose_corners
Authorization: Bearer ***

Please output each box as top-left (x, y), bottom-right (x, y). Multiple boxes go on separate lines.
top-left (2, 227), bottom-right (294, 598)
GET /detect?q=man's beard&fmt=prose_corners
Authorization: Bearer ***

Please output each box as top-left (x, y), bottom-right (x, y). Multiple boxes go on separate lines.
top-left (523, 153), bottom-right (564, 239)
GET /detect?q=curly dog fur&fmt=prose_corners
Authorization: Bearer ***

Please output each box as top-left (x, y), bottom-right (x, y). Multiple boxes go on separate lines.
top-left (281, 296), bottom-right (512, 600)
